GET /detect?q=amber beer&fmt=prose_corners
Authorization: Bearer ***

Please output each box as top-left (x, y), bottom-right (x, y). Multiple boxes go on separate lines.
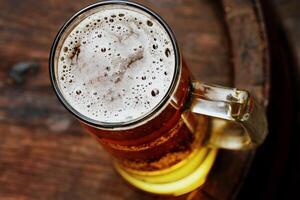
top-left (51, 1), bottom-right (205, 172)
top-left (83, 61), bottom-right (206, 171)
top-left (50, 0), bottom-right (267, 196)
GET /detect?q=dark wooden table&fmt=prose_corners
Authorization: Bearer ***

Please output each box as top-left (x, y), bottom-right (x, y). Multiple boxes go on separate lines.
top-left (272, 2), bottom-right (300, 196)
top-left (236, 1), bottom-right (300, 199)
top-left (0, 0), bottom-right (269, 199)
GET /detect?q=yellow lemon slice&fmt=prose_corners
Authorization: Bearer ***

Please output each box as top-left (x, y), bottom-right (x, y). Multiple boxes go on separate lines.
top-left (115, 149), bottom-right (217, 196)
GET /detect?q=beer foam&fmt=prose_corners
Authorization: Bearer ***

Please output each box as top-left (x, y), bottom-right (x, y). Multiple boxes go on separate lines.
top-left (56, 4), bottom-right (176, 124)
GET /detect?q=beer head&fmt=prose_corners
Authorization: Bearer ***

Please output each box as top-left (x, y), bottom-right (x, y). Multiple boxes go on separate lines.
top-left (51, 2), bottom-right (178, 126)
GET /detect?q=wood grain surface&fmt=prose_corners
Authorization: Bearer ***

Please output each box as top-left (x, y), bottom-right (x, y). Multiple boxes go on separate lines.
top-left (0, 0), bottom-right (269, 200)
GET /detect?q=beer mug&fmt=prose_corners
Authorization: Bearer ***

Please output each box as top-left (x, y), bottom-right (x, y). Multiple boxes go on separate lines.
top-left (49, 0), bottom-right (268, 196)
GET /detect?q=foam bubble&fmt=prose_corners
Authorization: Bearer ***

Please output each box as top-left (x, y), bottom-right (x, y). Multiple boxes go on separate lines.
top-left (56, 4), bottom-right (175, 124)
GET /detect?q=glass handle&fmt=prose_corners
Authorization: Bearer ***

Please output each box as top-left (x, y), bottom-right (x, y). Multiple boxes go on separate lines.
top-left (188, 80), bottom-right (268, 150)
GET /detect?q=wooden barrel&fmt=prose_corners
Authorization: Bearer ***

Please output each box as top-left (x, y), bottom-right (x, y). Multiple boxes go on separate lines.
top-left (0, 0), bottom-right (269, 199)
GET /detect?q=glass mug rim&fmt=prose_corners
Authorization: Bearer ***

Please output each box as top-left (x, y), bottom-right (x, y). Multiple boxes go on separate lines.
top-left (49, 0), bottom-right (182, 130)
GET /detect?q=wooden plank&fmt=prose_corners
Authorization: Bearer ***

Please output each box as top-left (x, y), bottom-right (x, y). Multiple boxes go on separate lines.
top-left (222, 0), bottom-right (269, 105)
